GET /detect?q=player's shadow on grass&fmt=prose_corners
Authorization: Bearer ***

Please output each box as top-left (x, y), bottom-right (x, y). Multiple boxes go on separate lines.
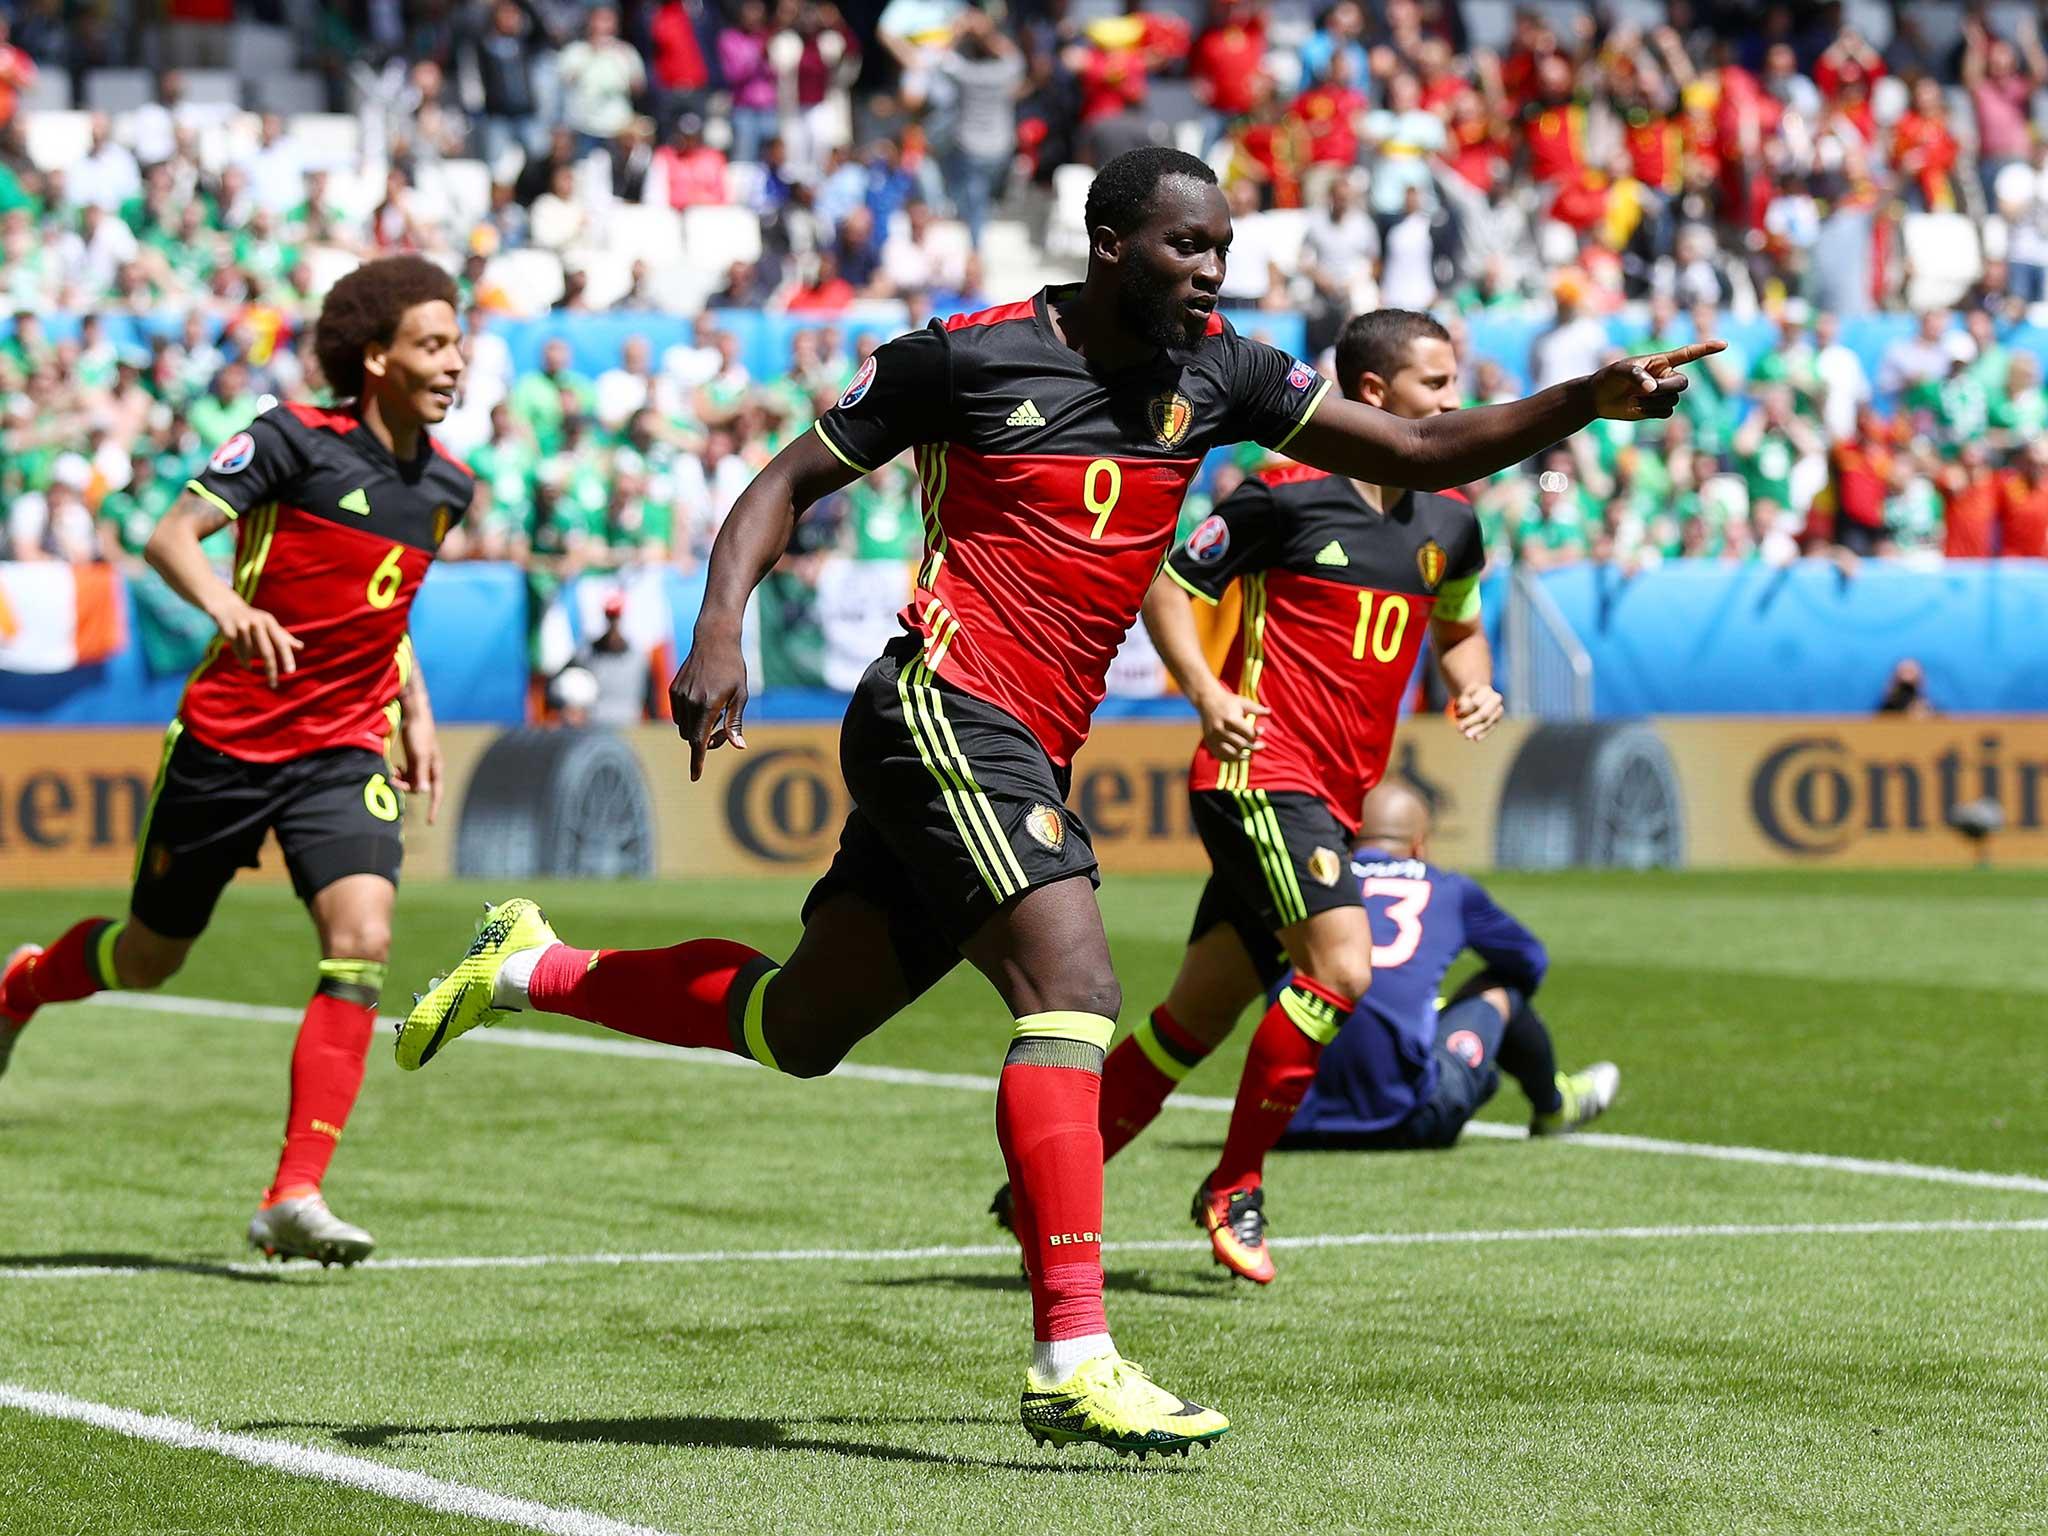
top-left (243, 1414), bottom-right (1197, 1474)
top-left (864, 1267), bottom-right (1231, 1301)
top-left (0, 1252), bottom-right (285, 1285)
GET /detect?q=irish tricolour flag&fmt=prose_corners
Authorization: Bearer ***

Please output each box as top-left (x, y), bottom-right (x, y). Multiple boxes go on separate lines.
top-left (0, 563), bottom-right (126, 673)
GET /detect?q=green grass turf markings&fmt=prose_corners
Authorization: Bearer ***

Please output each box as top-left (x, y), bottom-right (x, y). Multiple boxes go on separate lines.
top-left (2, 871), bottom-right (2044, 1535)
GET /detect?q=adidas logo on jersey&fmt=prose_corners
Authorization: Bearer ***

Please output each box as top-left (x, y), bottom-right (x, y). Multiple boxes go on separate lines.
top-left (339, 487), bottom-right (371, 515)
top-left (1006, 399), bottom-right (1047, 428)
top-left (1314, 540), bottom-right (1348, 566)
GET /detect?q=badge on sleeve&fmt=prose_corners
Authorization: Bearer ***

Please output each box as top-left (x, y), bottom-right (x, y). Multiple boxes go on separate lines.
top-left (208, 432), bottom-right (256, 474)
top-left (837, 356), bottom-right (878, 409)
top-left (1186, 514), bottom-right (1230, 563)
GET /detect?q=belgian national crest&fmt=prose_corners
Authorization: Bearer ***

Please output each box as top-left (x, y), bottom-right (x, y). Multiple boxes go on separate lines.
top-left (1149, 391), bottom-right (1194, 449)
top-left (1417, 539), bottom-right (1447, 590)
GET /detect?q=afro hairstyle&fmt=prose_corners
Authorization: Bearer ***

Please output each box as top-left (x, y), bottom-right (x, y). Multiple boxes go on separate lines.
top-left (313, 255), bottom-right (460, 399)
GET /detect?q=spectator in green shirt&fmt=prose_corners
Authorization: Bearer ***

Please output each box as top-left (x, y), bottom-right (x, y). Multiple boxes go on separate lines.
top-left (846, 462), bottom-right (920, 561)
top-left (1732, 387), bottom-right (1823, 519)
top-left (510, 337), bottom-right (596, 454)
top-left (1989, 351), bottom-right (2048, 446)
top-left (186, 360), bottom-right (261, 449)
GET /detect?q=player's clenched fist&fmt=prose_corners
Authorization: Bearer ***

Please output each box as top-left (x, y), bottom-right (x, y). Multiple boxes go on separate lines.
top-left (212, 594), bottom-right (303, 687)
top-left (671, 634), bottom-right (749, 781)
top-left (1453, 683), bottom-right (1504, 741)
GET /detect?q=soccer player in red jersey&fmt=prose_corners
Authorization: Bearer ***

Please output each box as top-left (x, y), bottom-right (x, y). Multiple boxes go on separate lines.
top-left (995, 310), bottom-right (1502, 1284)
top-left (400, 149), bottom-right (1718, 1453)
top-left (0, 256), bottom-right (473, 1266)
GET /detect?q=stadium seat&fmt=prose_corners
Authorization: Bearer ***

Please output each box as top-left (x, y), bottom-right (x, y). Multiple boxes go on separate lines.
top-left (430, 158), bottom-right (494, 229)
top-left (1461, 0), bottom-right (1514, 50)
top-left (609, 202), bottom-right (686, 263)
top-left (1843, 0), bottom-right (1894, 45)
top-left (566, 249), bottom-right (635, 309)
top-left (1902, 213), bottom-right (1984, 310)
top-left (179, 69), bottom-right (242, 108)
top-left (681, 204), bottom-right (762, 266)
top-left (23, 111), bottom-right (91, 174)
top-left (1046, 163), bottom-right (1095, 263)
top-left (483, 248), bottom-right (567, 313)
top-left (289, 113), bottom-right (362, 171)
top-left (301, 245), bottom-right (362, 301)
top-left (17, 72), bottom-right (71, 112)
top-left (1256, 207), bottom-right (1310, 273)
top-left (228, 21), bottom-right (297, 76)
top-left (1901, 5), bottom-right (1963, 60)
top-left (723, 159), bottom-right (766, 210)
top-left (250, 72), bottom-right (327, 117)
top-left (84, 69), bottom-right (155, 113)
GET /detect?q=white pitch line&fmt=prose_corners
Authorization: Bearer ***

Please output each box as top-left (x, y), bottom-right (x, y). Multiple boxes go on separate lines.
top-left (77, 992), bottom-right (2048, 1196)
top-left (6, 1219), bottom-right (2047, 1282)
top-left (0, 1383), bottom-right (677, 1536)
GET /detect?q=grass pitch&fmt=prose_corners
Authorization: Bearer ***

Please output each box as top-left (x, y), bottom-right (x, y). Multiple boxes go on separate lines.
top-left (2, 870), bottom-right (2044, 1535)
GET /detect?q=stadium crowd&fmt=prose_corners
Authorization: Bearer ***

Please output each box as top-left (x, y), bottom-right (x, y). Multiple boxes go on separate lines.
top-left (8, 0), bottom-right (2048, 600)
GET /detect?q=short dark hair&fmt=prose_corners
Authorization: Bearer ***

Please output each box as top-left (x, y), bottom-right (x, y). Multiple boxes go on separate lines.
top-left (313, 255), bottom-right (459, 398)
top-left (1084, 146), bottom-right (1218, 237)
top-left (1334, 309), bottom-right (1452, 399)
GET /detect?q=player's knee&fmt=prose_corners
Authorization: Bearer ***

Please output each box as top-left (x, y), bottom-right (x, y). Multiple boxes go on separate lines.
top-left (323, 921), bottom-right (392, 966)
top-left (1049, 968), bottom-right (1120, 1026)
top-left (1311, 950), bottom-right (1373, 1005)
top-left (1479, 987), bottom-right (1513, 1023)
top-left (760, 983), bottom-right (877, 1079)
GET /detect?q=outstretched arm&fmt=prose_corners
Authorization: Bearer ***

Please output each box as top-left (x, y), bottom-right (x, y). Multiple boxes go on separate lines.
top-left (1285, 341), bottom-right (1723, 491)
top-left (667, 429), bottom-right (859, 778)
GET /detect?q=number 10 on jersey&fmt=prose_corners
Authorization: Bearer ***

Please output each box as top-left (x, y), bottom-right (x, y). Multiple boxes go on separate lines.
top-left (1353, 590), bottom-right (1412, 662)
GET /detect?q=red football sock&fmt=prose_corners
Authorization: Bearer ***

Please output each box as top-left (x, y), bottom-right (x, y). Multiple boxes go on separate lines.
top-left (527, 939), bottom-right (770, 1054)
top-left (1209, 976), bottom-right (1354, 1194)
top-left (267, 990), bottom-right (375, 1203)
top-left (996, 1051), bottom-right (1109, 1343)
top-left (1099, 1006), bottom-right (1213, 1163)
top-left (8, 917), bottom-right (118, 1015)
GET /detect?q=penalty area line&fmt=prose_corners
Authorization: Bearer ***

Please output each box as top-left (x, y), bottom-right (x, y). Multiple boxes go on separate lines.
top-left (77, 991), bottom-right (2048, 1197)
top-left (0, 1382), bottom-right (678, 1536)
top-left (6, 1219), bottom-right (2047, 1282)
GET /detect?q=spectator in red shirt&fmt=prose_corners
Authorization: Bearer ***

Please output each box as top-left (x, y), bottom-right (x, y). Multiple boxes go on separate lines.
top-left (1443, 83), bottom-right (1509, 196)
top-left (1813, 27), bottom-right (1886, 101)
top-left (783, 249), bottom-right (855, 313)
top-left (0, 16), bottom-right (36, 132)
top-left (1829, 405), bottom-right (1901, 557)
top-left (1999, 438), bottom-right (2048, 557)
top-left (1075, 30), bottom-right (1148, 123)
top-left (647, 0), bottom-right (711, 131)
top-left (1892, 77), bottom-right (1961, 212)
top-left (1521, 55), bottom-right (1588, 187)
top-left (1290, 47), bottom-right (1367, 168)
top-left (1937, 441), bottom-right (2001, 558)
top-left (653, 114), bottom-right (729, 208)
top-left (1190, 0), bottom-right (1266, 147)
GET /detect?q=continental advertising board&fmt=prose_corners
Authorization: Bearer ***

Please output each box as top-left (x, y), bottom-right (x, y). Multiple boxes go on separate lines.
top-left (5, 716), bottom-right (2047, 888)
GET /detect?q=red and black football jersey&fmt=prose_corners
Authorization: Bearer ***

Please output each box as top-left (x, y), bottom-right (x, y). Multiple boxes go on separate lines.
top-left (813, 285), bottom-right (1331, 766)
top-left (180, 401), bottom-right (473, 763)
top-left (1166, 465), bottom-right (1483, 831)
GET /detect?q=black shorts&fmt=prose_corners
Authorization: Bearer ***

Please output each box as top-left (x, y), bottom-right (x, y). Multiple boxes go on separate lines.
top-left (802, 636), bottom-right (1100, 997)
top-left (130, 724), bottom-right (405, 939)
top-left (1187, 787), bottom-right (1363, 988)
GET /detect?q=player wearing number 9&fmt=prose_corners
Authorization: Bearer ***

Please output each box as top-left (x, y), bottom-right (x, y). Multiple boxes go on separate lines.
top-left (395, 146), bottom-right (1717, 1456)
top-left (0, 256), bottom-right (474, 1269)
top-left (998, 310), bottom-right (1514, 1286)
